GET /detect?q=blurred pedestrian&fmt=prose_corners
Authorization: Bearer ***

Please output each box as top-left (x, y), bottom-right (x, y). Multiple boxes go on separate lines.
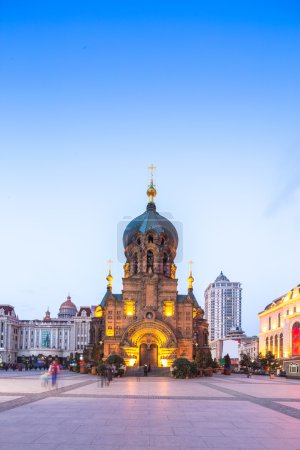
top-left (144, 364), bottom-right (148, 376)
top-left (107, 366), bottom-right (113, 385)
top-left (49, 360), bottom-right (60, 387)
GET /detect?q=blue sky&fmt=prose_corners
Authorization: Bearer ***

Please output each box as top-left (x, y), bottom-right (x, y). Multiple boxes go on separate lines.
top-left (0, 1), bottom-right (299, 335)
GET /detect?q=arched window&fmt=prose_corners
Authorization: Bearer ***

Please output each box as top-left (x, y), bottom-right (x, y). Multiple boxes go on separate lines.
top-left (265, 337), bottom-right (269, 353)
top-left (163, 253), bottom-right (168, 276)
top-left (270, 336), bottom-right (273, 354)
top-left (147, 250), bottom-right (154, 272)
top-left (204, 333), bottom-right (208, 346)
top-left (274, 335), bottom-right (278, 358)
top-left (279, 333), bottom-right (283, 358)
top-left (133, 253), bottom-right (138, 274)
top-left (292, 322), bottom-right (300, 356)
top-left (268, 317), bottom-right (272, 330)
top-left (148, 235), bottom-right (153, 243)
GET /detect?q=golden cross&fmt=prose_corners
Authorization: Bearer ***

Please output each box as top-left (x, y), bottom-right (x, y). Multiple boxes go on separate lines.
top-left (107, 258), bottom-right (113, 273)
top-left (148, 164), bottom-right (156, 183)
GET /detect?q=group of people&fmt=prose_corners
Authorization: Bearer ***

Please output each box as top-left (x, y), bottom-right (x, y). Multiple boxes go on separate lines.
top-left (97, 364), bottom-right (115, 387)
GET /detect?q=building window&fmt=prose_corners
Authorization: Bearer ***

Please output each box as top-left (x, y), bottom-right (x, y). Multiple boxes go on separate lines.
top-left (42, 330), bottom-right (51, 348)
top-left (274, 335), bottom-right (278, 358)
top-left (278, 313), bottom-right (281, 328)
top-left (163, 253), bottom-right (168, 276)
top-left (133, 253), bottom-right (138, 274)
top-left (268, 317), bottom-right (272, 330)
top-left (147, 250), bottom-right (154, 272)
top-left (270, 336), bottom-right (273, 354)
top-left (292, 322), bottom-right (300, 356)
top-left (289, 363), bottom-right (299, 373)
top-left (279, 333), bottom-right (283, 358)
top-left (265, 337), bottom-right (269, 353)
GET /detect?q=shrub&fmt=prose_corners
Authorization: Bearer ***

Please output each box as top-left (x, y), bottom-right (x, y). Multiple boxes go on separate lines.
top-left (172, 358), bottom-right (192, 379)
top-left (105, 354), bottom-right (125, 369)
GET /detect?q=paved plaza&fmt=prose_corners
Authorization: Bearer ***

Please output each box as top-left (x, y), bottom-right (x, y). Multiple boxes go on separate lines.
top-left (0, 371), bottom-right (299, 450)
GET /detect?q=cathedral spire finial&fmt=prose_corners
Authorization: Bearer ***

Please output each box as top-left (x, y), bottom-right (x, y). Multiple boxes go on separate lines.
top-left (147, 164), bottom-right (157, 204)
top-left (106, 259), bottom-right (114, 290)
top-left (187, 260), bottom-right (194, 289)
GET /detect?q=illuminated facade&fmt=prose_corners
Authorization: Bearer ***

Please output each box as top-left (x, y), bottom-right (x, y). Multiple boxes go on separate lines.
top-left (90, 172), bottom-right (209, 367)
top-left (258, 284), bottom-right (300, 378)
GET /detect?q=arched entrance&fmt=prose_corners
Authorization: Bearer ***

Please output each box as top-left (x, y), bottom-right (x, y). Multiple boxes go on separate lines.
top-left (120, 319), bottom-right (177, 367)
top-left (140, 343), bottom-right (158, 366)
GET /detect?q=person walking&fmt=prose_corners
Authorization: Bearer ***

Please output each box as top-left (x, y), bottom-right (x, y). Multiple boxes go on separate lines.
top-left (143, 364), bottom-right (148, 376)
top-left (107, 365), bottom-right (113, 385)
top-left (49, 360), bottom-right (60, 387)
top-left (136, 365), bottom-right (142, 382)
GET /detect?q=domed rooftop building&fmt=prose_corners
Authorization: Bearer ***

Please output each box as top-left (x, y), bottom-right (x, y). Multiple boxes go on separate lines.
top-left (215, 271), bottom-right (230, 283)
top-left (90, 168), bottom-right (209, 368)
top-left (58, 295), bottom-right (77, 319)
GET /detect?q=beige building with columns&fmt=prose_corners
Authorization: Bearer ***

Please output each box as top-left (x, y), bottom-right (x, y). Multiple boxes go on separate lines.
top-left (258, 284), bottom-right (300, 377)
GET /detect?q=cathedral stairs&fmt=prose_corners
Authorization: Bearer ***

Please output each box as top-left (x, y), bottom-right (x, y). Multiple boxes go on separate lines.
top-left (125, 366), bottom-right (171, 377)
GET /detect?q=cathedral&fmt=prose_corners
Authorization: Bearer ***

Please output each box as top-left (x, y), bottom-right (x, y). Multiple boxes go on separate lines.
top-left (90, 171), bottom-right (208, 367)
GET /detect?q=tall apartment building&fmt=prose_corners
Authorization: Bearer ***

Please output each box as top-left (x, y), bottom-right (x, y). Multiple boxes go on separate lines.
top-left (204, 272), bottom-right (242, 342)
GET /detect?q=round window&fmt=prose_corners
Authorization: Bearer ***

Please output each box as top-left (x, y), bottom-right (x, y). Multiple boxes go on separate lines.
top-left (146, 312), bottom-right (153, 319)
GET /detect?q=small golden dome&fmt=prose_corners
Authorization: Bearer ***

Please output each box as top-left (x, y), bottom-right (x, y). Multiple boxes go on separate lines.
top-left (94, 306), bottom-right (103, 318)
top-left (187, 274), bottom-right (194, 289)
top-left (147, 186), bottom-right (157, 199)
top-left (106, 271), bottom-right (114, 288)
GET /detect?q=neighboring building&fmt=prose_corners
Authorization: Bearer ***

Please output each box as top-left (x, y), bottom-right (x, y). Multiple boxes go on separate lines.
top-left (90, 177), bottom-right (209, 367)
top-left (205, 272), bottom-right (242, 341)
top-left (239, 335), bottom-right (259, 361)
top-left (258, 284), bottom-right (300, 378)
top-left (210, 332), bottom-right (258, 367)
top-left (0, 305), bottom-right (19, 364)
top-left (0, 296), bottom-right (92, 363)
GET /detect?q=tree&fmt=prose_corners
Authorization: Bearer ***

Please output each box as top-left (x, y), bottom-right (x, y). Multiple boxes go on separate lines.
top-left (195, 349), bottom-right (206, 368)
top-left (205, 349), bottom-right (213, 368)
top-left (256, 351), bottom-right (279, 373)
top-left (195, 349), bottom-right (213, 368)
top-left (172, 358), bottom-right (193, 378)
top-left (82, 347), bottom-right (89, 363)
top-left (91, 344), bottom-right (101, 364)
top-left (224, 354), bottom-right (231, 369)
top-left (240, 353), bottom-right (252, 368)
top-left (212, 358), bottom-right (219, 369)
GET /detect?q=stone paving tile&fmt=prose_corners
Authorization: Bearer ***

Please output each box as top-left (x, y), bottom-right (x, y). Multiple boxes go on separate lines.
top-left (278, 401), bottom-right (300, 410)
top-left (255, 438), bottom-right (300, 450)
top-left (203, 437), bottom-right (263, 449)
top-left (0, 444), bottom-right (57, 450)
top-left (150, 434), bottom-right (208, 448)
top-left (0, 395), bottom-right (21, 403)
top-left (125, 425), bottom-right (175, 435)
top-left (35, 432), bottom-right (98, 445)
top-left (91, 433), bottom-right (150, 446)
top-left (0, 432), bottom-right (47, 444)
